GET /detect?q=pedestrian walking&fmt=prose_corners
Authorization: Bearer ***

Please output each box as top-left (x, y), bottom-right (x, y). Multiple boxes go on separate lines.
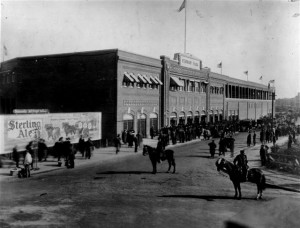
top-left (229, 136), bottom-right (235, 158)
top-left (25, 141), bottom-right (34, 170)
top-left (38, 138), bottom-right (47, 162)
top-left (208, 140), bottom-right (217, 158)
top-left (253, 131), bottom-right (256, 146)
top-left (12, 146), bottom-right (20, 168)
top-left (114, 134), bottom-right (121, 154)
top-left (122, 130), bottom-right (127, 144)
top-left (78, 135), bottom-right (86, 157)
top-left (247, 132), bottom-right (251, 147)
top-left (218, 137), bottom-right (226, 156)
top-left (259, 145), bottom-right (267, 166)
top-left (150, 126), bottom-right (155, 139)
top-left (85, 137), bottom-right (94, 159)
top-left (54, 137), bottom-right (64, 166)
top-left (23, 150), bottom-right (33, 178)
top-left (68, 144), bottom-right (75, 169)
top-left (64, 138), bottom-right (72, 167)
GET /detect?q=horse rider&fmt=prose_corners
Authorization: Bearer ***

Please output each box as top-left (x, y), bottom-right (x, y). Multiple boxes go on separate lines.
top-left (233, 150), bottom-right (248, 181)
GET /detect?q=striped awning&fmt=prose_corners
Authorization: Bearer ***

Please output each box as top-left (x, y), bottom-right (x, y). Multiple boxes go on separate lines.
top-left (137, 74), bottom-right (147, 83)
top-left (149, 75), bottom-right (159, 84)
top-left (129, 73), bottom-right (140, 83)
top-left (142, 75), bottom-right (152, 84)
top-left (170, 76), bottom-right (184, 87)
top-left (154, 76), bottom-right (163, 85)
top-left (124, 72), bottom-right (134, 82)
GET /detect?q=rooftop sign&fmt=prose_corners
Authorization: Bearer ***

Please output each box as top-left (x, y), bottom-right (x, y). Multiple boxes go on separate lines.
top-left (174, 53), bottom-right (202, 70)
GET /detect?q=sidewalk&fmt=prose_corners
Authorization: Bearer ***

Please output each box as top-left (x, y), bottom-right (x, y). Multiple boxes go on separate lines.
top-left (1, 135), bottom-right (299, 193)
top-left (0, 137), bottom-right (203, 181)
top-left (224, 135), bottom-right (300, 193)
top-left (0, 144), bottom-right (143, 181)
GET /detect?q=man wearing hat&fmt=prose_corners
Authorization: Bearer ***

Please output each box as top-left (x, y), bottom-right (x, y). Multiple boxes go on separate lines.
top-left (233, 150), bottom-right (248, 181)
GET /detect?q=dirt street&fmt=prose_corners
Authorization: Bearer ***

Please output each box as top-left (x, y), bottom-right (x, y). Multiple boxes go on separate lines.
top-left (1, 135), bottom-right (300, 228)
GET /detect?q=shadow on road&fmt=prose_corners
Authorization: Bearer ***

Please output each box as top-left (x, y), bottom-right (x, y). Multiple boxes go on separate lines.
top-left (96, 171), bottom-right (153, 175)
top-left (186, 155), bottom-right (212, 159)
top-left (159, 194), bottom-right (258, 201)
top-left (265, 183), bottom-right (300, 193)
top-left (43, 164), bottom-right (61, 167)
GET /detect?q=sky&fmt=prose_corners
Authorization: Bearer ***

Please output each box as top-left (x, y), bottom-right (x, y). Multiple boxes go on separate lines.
top-left (1, 0), bottom-right (299, 98)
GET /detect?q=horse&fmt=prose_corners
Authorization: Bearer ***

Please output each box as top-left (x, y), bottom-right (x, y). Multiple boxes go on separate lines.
top-left (215, 158), bottom-right (266, 200)
top-left (142, 145), bottom-right (176, 174)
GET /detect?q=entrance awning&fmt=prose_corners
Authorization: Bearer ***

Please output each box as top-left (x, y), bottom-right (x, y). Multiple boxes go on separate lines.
top-left (170, 76), bottom-right (184, 87)
top-left (124, 72), bottom-right (135, 82)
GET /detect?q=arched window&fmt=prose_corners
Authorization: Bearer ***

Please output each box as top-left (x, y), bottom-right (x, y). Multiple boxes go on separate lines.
top-left (123, 114), bottom-right (134, 131)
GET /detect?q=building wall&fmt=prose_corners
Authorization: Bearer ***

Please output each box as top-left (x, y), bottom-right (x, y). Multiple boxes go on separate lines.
top-left (116, 50), bottom-right (161, 138)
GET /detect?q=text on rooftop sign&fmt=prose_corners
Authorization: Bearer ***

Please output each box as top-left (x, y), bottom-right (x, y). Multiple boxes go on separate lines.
top-left (179, 55), bottom-right (200, 70)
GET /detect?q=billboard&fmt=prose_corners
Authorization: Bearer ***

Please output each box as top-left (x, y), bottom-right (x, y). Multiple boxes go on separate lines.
top-left (0, 112), bottom-right (101, 154)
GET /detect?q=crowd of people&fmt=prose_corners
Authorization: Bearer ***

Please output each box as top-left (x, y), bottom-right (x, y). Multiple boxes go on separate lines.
top-left (11, 136), bottom-right (95, 178)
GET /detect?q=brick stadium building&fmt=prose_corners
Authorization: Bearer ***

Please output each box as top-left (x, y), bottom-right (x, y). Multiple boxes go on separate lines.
top-left (0, 49), bottom-right (274, 143)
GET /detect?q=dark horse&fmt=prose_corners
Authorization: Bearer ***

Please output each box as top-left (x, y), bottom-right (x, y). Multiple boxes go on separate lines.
top-left (143, 145), bottom-right (176, 174)
top-left (215, 158), bottom-right (266, 200)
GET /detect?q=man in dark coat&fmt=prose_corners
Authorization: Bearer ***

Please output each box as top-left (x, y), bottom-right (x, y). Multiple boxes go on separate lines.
top-left (228, 136), bottom-right (235, 158)
top-left (63, 137), bottom-right (72, 167)
top-left (54, 137), bottom-right (64, 164)
top-left (38, 139), bottom-right (47, 162)
top-left (234, 150), bottom-right (248, 181)
top-left (156, 137), bottom-right (164, 162)
top-left (259, 145), bottom-right (266, 166)
top-left (78, 135), bottom-right (86, 157)
top-left (150, 126), bottom-right (155, 139)
top-left (122, 130), bottom-right (127, 144)
top-left (12, 146), bottom-right (20, 168)
top-left (252, 131), bottom-right (256, 146)
top-left (218, 137), bottom-right (226, 156)
top-left (247, 132), bottom-right (252, 147)
top-left (208, 140), bottom-right (217, 158)
top-left (114, 134), bottom-right (121, 154)
top-left (85, 138), bottom-right (94, 159)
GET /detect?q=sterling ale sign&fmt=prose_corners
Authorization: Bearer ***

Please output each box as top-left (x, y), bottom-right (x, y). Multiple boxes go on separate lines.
top-left (0, 112), bottom-right (102, 154)
top-left (174, 53), bottom-right (202, 70)
top-left (8, 119), bottom-right (42, 139)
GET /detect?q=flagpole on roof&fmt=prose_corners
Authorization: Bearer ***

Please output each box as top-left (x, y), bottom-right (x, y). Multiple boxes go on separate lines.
top-left (184, 0), bottom-right (187, 53)
top-left (178, 0), bottom-right (187, 53)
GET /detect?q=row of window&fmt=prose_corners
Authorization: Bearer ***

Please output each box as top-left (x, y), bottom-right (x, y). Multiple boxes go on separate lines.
top-left (122, 81), bottom-right (159, 89)
top-left (0, 74), bottom-right (15, 84)
top-left (170, 83), bottom-right (224, 95)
